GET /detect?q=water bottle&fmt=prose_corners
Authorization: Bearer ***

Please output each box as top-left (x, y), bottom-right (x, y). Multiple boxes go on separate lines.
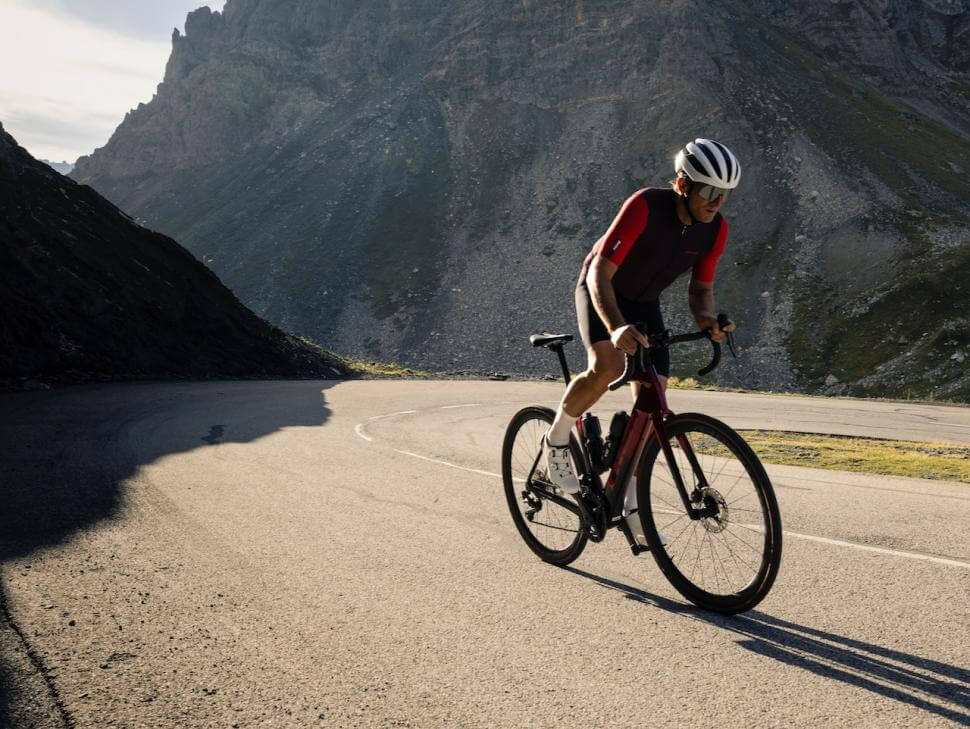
top-left (601, 411), bottom-right (629, 468)
top-left (581, 413), bottom-right (604, 472)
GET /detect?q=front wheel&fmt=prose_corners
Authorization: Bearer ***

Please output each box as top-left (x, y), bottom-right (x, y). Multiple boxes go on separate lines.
top-left (502, 406), bottom-right (588, 566)
top-left (637, 413), bottom-right (782, 614)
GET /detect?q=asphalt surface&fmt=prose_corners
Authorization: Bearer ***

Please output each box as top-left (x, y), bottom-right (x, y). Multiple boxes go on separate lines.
top-left (1, 380), bottom-right (968, 728)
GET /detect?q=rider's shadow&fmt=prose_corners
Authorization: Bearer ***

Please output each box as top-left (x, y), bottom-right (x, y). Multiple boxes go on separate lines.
top-left (565, 567), bottom-right (970, 726)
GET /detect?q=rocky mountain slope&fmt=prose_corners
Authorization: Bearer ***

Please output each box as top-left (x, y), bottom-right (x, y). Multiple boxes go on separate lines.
top-left (72, 0), bottom-right (970, 400)
top-left (0, 123), bottom-right (346, 388)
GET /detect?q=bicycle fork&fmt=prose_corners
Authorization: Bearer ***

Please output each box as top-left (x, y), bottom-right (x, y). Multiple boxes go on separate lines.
top-left (657, 427), bottom-right (719, 520)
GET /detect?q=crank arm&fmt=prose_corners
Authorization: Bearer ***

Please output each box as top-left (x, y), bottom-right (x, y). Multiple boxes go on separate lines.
top-left (525, 481), bottom-right (583, 518)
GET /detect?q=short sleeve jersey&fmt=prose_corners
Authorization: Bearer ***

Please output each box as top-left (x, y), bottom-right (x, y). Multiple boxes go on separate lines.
top-left (580, 188), bottom-right (728, 302)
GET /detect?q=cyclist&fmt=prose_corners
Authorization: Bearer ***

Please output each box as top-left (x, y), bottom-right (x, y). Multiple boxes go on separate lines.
top-left (543, 138), bottom-right (739, 493)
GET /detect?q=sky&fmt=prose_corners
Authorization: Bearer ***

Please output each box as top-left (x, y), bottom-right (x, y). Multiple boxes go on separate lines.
top-left (0, 0), bottom-right (226, 163)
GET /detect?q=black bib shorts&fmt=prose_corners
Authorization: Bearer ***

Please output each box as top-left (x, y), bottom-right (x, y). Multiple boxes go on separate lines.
top-left (575, 281), bottom-right (670, 377)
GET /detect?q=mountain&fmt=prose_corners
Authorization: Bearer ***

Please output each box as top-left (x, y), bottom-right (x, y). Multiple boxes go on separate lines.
top-left (72, 0), bottom-right (970, 400)
top-left (0, 122), bottom-right (347, 387)
top-left (41, 159), bottom-right (74, 175)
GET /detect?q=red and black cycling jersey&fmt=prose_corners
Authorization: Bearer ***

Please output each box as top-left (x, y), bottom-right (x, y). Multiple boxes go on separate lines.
top-left (579, 188), bottom-right (727, 302)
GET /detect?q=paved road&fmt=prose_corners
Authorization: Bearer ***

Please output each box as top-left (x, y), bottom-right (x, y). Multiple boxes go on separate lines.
top-left (1, 380), bottom-right (968, 728)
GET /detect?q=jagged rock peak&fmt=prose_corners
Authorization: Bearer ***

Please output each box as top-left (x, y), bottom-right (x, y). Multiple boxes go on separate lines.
top-left (167, 5), bottom-right (226, 82)
top-left (185, 5), bottom-right (222, 37)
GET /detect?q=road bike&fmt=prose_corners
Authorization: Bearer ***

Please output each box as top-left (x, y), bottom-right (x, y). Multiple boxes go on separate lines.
top-left (501, 317), bottom-right (782, 614)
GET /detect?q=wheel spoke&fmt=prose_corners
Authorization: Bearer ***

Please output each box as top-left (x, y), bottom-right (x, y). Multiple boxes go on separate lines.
top-left (717, 531), bottom-right (760, 571)
top-left (721, 525), bottom-right (763, 555)
top-left (642, 416), bottom-right (782, 612)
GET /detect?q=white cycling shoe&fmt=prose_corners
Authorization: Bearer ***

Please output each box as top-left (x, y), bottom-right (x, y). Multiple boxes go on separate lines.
top-left (541, 435), bottom-right (581, 494)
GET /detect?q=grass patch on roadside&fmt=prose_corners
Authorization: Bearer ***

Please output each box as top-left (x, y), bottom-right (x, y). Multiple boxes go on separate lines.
top-left (667, 376), bottom-right (733, 392)
top-left (328, 353), bottom-right (431, 378)
top-left (695, 430), bottom-right (970, 483)
top-left (293, 336), bottom-right (430, 378)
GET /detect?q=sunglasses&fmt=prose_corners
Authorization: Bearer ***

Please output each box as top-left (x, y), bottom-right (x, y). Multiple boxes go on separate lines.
top-left (692, 183), bottom-right (731, 203)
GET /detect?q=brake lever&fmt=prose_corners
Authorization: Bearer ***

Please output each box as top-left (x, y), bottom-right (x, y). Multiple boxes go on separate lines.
top-left (637, 340), bottom-right (651, 372)
top-left (607, 323), bottom-right (652, 391)
top-left (716, 312), bottom-right (737, 359)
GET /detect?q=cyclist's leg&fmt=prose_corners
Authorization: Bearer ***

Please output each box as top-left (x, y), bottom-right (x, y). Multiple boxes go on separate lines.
top-left (542, 287), bottom-right (624, 491)
top-left (562, 341), bottom-right (624, 415)
top-left (630, 374), bottom-right (667, 400)
top-left (545, 284), bottom-right (624, 447)
top-left (543, 342), bottom-right (621, 492)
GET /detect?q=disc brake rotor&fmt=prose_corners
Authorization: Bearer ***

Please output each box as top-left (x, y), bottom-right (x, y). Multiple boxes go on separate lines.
top-left (698, 486), bottom-right (729, 533)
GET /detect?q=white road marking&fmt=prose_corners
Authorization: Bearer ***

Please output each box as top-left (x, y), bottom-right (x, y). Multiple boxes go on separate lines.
top-left (368, 410), bottom-right (417, 420)
top-left (781, 529), bottom-right (970, 570)
top-left (355, 405), bottom-right (970, 570)
top-left (392, 449), bottom-right (501, 479)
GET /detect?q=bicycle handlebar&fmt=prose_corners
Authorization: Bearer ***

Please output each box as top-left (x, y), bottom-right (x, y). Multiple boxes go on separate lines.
top-left (607, 313), bottom-right (732, 392)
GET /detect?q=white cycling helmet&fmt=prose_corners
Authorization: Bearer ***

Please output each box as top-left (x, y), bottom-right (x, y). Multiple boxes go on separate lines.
top-left (675, 138), bottom-right (741, 189)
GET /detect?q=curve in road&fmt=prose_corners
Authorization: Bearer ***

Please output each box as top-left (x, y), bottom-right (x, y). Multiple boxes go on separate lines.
top-left (354, 398), bottom-right (970, 571)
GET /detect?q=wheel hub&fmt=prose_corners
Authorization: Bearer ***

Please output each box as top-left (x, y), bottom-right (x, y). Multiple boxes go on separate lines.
top-left (698, 486), bottom-right (729, 533)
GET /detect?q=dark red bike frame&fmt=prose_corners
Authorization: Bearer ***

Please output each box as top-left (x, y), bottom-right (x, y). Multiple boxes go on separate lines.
top-left (576, 362), bottom-right (711, 524)
top-left (534, 326), bottom-right (724, 539)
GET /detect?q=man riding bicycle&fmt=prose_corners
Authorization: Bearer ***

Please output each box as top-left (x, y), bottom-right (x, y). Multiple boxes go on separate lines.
top-left (543, 138), bottom-right (740, 493)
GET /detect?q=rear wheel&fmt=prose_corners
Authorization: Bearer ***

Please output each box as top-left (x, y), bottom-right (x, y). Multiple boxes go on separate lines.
top-left (637, 413), bottom-right (782, 614)
top-left (502, 406), bottom-right (587, 566)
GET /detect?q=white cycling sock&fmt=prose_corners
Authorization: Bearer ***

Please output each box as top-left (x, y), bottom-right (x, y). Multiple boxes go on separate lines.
top-left (547, 406), bottom-right (578, 446)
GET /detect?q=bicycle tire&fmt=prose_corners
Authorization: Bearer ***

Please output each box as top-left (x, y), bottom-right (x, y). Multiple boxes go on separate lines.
top-left (637, 413), bottom-right (782, 614)
top-left (502, 406), bottom-right (588, 566)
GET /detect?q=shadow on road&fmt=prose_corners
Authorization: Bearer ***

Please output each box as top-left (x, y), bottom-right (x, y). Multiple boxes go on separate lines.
top-left (0, 379), bottom-right (339, 727)
top-left (0, 379), bottom-right (337, 563)
top-left (565, 567), bottom-right (970, 726)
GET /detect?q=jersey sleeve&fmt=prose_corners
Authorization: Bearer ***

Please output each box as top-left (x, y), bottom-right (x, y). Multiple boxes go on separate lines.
top-left (692, 217), bottom-right (728, 283)
top-left (592, 191), bottom-right (649, 268)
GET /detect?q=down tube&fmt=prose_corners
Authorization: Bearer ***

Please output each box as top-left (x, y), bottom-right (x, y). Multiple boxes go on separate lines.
top-left (604, 409), bottom-right (651, 513)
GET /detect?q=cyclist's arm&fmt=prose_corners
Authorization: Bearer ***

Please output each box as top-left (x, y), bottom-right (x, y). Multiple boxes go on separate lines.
top-left (688, 217), bottom-right (732, 339)
top-left (688, 278), bottom-right (717, 325)
top-left (688, 279), bottom-right (734, 340)
top-left (691, 216), bottom-right (728, 288)
top-left (586, 257), bottom-right (625, 332)
top-left (587, 258), bottom-right (650, 352)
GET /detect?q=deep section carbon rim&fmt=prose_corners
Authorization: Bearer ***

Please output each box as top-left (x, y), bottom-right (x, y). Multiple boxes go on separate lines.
top-left (639, 413), bottom-right (782, 613)
top-left (502, 406), bottom-right (587, 565)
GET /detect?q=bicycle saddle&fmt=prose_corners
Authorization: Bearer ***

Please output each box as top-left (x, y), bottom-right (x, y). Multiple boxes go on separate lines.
top-left (529, 333), bottom-right (573, 349)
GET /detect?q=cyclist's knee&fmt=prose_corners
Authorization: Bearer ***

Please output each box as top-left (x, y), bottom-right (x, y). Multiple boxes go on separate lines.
top-left (588, 350), bottom-right (623, 387)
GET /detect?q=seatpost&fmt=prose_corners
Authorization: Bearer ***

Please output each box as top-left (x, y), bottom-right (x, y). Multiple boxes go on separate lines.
top-left (550, 345), bottom-right (571, 384)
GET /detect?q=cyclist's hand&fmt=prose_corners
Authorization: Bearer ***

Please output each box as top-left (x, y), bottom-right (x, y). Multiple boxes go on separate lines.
top-left (610, 324), bottom-right (650, 355)
top-left (698, 316), bottom-right (735, 343)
